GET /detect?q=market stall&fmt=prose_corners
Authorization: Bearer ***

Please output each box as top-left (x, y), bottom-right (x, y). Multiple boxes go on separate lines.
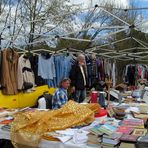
top-left (0, 1), bottom-right (148, 148)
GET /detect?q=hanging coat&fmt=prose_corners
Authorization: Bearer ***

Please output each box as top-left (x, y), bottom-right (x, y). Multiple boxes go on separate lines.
top-left (1, 49), bottom-right (19, 95)
top-left (17, 54), bottom-right (35, 90)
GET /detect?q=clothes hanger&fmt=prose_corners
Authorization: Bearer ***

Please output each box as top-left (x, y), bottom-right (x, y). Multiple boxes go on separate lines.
top-left (40, 51), bottom-right (52, 59)
top-left (23, 51), bottom-right (33, 59)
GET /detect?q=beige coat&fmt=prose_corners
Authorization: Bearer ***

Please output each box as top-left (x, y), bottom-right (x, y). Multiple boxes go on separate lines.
top-left (1, 49), bottom-right (19, 95)
top-left (17, 54), bottom-right (35, 90)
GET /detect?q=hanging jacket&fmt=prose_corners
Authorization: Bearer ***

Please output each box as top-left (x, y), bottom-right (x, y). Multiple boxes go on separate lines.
top-left (17, 54), bottom-right (35, 90)
top-left (1, 49), bottom-right (19, 95)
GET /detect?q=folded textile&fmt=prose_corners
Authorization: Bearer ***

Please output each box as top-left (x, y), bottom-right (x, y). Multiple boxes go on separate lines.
top-left (11, 101), bottom-right (100, 147)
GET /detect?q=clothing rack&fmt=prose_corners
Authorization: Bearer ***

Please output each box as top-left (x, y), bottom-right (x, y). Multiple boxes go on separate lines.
top-left (124, 64), bottom-right (148, 86)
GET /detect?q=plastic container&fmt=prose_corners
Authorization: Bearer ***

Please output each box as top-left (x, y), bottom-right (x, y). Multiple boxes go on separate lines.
top-left (95, 108), bottom-right (107, 121)
top-left (98, 91), bottom-right (106, 107)
top-left (91, 91), bottom-right (99, 103)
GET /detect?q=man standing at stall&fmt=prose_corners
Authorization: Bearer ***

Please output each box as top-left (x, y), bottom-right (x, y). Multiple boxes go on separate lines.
top-left (70, 54), bottom-right (87, 103)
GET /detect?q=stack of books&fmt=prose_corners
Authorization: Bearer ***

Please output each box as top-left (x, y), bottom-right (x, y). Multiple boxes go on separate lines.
top-left (97, 124), bottom-right (117, 135)
top-left (89, 125), bottom-right (103, 136)
top-left (101, 142), bottom-right (119, 148)
top-left (88, 123), bottom-right (118, 147)
top-left (89, 124), bottom-right (117, 136)
top-left (87, 133), bottom-right (102, 147)
top-left (101, 132), bottom-right (122, 148)
top-left (88, 125), bottom-right (102, 147)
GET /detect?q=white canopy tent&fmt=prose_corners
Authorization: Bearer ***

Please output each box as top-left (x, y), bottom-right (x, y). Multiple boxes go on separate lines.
top-left (0, 4), bottom-right (148, 61)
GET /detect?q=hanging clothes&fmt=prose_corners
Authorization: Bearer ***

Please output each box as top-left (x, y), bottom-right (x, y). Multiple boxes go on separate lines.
top-left (112, 62), bottom-right (116, 87)
top-left (85, 55), bottom-right (92, 87)
top-left (92, 57), bottom-right (98, 77)
top-left (54, 55), bottom-right (63, 87)
top-left (124, 65), bottom-right (136, 86)
top-left (63, 55), bottom-right (73, 78)
top-left (17, 54), bottom-right (35, 91)
top-left (104, 59), bottom-right (112, 78)
top-left (1, 49), bottom-right (19, 95)
top-left (97, 58), bottom-right (105, 81)
top-left (29, 55), bottom-right (47, 86)
top-left (144, 65), bottom-right (148, 81)
top-left (85, 55), bottom-right (98, 88)
top-left (52, 54), bottom-right (74, 87)
top-left (48, 79), bottom-right (57, 87)
top-left (38, 53), bottom-right (56, 80)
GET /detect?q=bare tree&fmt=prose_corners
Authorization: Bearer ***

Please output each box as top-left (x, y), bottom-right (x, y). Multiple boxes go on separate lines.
top-left (0, 0), bottom-right (79, 50)
top-left (0, 0), bottom-right (13, 49)
top-left (16, 0), bottom-right (78, 50)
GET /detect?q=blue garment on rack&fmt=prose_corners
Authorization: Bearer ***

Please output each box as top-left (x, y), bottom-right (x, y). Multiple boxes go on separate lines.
top-left (85, 55), bottom-right (92, 87)
top-left (54, 55), bottom-right (73, 87)
top-left (38, 54), bottom-right (56, 80)
top-left (54, 55), bottom-right (64, 86)
top-left (48, 79), bottom-right (57, 88)
top-left (63, 55), bottom-right (73, 78)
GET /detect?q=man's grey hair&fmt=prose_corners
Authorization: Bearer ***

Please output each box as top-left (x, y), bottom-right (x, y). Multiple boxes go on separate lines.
top-left (77, 54), bottom-right (85, 61)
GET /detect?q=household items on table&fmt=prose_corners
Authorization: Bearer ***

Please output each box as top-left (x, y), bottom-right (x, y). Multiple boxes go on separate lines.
top-left (1, 100), bottom-right (148, 147)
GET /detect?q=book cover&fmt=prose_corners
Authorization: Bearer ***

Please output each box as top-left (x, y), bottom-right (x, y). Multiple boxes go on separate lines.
top-left (120, 142), bottom-right (135, 148)
top-left (116, 126), bottom-right (134, 134)
top-left (89, 126), bottom-right (103, 136)
top-left (101, 142), bottom-right (119, 147)
top-left (102, 137), bottom-right (119, 145)
top-left (87, 133), bottom-right (101, 142)
top-left (103, 132), bottom-right (123, 140)
top-left (120, 134), bottom-right (139, 142)
top-left (98, 124), bottom-right (117, 135)
top-left (107, 106), bottom-right (115, 117)
top-left (121, 119), bottom-right (144, 128)
top-left (132, 128), bottom-right (147, 137)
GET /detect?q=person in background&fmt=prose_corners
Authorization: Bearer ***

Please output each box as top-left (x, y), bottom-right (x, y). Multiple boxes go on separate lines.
top-left (52, 78), bottom-right (71, 109)
top-left (70, 54), bottom-right (87, 103)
